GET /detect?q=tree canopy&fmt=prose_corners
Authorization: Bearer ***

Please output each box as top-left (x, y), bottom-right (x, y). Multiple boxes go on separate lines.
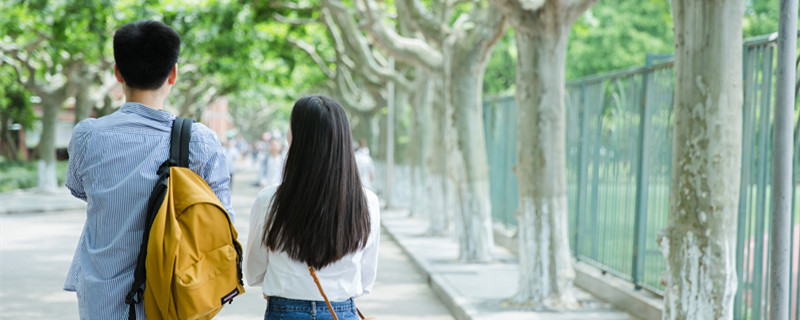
top-left (0, 0), bottom-right (790, 149)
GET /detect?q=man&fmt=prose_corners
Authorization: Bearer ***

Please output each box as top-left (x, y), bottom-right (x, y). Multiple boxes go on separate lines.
top-left (64, 20), bottom-right (233, 319)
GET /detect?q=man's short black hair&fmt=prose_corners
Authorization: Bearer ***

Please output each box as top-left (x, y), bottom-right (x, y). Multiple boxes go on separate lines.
top-left (113, 20), bottom-right (180, 90)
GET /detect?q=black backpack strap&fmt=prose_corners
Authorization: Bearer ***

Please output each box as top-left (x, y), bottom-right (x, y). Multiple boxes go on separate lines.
top-left (171, 117), bottom-right (193, 167)
top-left (125, 116), bottom-right (193, 320)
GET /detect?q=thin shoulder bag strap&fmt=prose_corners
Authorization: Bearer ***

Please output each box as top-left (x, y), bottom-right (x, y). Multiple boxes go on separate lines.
top-left (308, 266), bottom-right (367, 320)
top-left (308, 266), bottom-right (339, 320)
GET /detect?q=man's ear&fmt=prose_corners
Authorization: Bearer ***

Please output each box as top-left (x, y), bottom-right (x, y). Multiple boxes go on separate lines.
top-left (114, 64), bottom-right (125, 83)
top-left (167, 64), bottom-right (178, 85)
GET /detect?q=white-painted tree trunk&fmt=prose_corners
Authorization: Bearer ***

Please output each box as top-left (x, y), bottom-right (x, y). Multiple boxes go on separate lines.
top-left (410, 75), bottom-right (435, 217)
top-left (73, 65), bottom-right (95, 123)
top-left (445, 28), bottom-right (502, 262)
top-left (37, 95), bottom-right (63, 192)
top-left (660, 1), bottom-right (743, 319)
top-left (509, 16), bottom-right (576, 309)
top-left (492, 0), bottom-right (596, 307)
top-left (428, 87), bottom-right (451, 235)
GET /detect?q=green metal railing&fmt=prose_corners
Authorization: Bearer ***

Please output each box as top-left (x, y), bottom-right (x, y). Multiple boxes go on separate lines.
top-left (484, 95), bottom-right (518, 227)
top-left (483, 32), bottom-right (800, 319)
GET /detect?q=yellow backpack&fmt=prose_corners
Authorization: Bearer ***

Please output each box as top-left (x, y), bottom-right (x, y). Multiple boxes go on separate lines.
top-left (126, 117), bottom-right (245, 320)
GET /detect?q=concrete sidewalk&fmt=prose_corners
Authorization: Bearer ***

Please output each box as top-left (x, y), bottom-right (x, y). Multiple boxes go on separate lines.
top-left (381, 210), bottom-right (637, 320)
top-left (0, 169), bottom-right (455, 319)
top-left (0, 187), bottom-right (86, 214)
top-left (1, 171), bottom-right (635, 319)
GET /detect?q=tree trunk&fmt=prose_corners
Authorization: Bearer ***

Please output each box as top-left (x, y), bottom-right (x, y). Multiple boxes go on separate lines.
top-left (509, 16), bottom-right (577, 308)
top-left (38, 94), bottom-right (64, 192)
top-left (74, 84), bottom-right (92, 123)
top-left (394, 88), bottom-right (411, 165)
top-left (98, 94), bottom-right (117, 117)
top-left (352, 112), bottom-right (375, 145)
top-left (446, 36), bottom-right (495, 263)
top-left (410, 75), bottom-right (435, 217)
top-left (660, 1), bottom-right (743, 319)
top-left (427, 85), bottom-right (450, 235)
top-left (73, 66), bottom-right (95, 123)
top-left (376, 113), bottom-right (387, 162)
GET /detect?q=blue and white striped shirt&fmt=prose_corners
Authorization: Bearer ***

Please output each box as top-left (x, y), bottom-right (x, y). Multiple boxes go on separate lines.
top-left (64, 102), bottom-right (234, 319)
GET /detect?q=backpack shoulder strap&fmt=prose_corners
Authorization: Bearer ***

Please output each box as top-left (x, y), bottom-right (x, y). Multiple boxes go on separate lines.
top-left (125, 116), bottom-right (193, 319)
top-left (170, 117), bottom-right (193, 168)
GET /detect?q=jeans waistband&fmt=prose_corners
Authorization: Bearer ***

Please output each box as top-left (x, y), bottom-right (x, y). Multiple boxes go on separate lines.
top-left (267, 296), bottom-right (355, 312)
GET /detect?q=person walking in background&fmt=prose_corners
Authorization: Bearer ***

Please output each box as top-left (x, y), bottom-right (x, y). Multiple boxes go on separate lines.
top-left (244, 95), bottom-right (380, 320)
top-left (63, 20), bottom-right (233, 319)
top-left (258, 137), bottom-right (285, 187)
top-left (354, 138), bottom-right (375, 190)
top-left (224, 139), bottom-right (240, 189)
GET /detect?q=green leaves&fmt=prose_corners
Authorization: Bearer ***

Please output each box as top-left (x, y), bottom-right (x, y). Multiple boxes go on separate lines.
top-left (743, 0), bottom-right (780, 38)
top-left (0, 64), bottom-right (35, 130)
top-left (566, 0), bottom-right (674, 79)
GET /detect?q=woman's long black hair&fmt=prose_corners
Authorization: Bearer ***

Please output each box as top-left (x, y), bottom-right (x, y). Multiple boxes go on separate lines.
top-left (262, 95), bottom-right (370, 270)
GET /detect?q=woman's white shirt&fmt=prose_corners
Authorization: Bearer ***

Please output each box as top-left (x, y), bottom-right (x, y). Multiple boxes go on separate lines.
top-left (244, 185), bottom-right (381, 302)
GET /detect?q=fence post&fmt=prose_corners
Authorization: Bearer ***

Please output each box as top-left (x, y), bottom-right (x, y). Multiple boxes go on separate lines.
top-left (632, 64), bottom-right (653, 290)
top-left (632, 54), bottom-right (672, 289)
top-left (768, 1), bottom-right (798, 318)
top-left (574, 84), bottom-right (589, 257)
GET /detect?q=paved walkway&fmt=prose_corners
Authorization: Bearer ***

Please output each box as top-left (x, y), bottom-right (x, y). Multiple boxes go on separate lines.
top-left (0, 167), bottom-right (636, 319)
top-left (0, 168), bottom-right (453, 320)
top-left (0, 187), bottom-right (86, 214)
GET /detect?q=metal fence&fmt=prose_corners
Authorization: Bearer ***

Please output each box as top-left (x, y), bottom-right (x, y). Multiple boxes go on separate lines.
top-left (483, 32), bottom-right (800, 319)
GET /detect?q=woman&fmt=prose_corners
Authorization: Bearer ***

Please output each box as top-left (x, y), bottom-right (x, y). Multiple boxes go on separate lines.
top-left (245, 95), bottom-right (380, 320)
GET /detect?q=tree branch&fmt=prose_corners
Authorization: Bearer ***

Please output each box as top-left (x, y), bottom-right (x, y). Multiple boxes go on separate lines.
top-left (567, 0), bottom-right (600, 23)
top-left (268, 1), bottom-right (315, 11)
top-left (272, 13), bottom-right (318, 25)
top-left (447, 0), bottom-right (474, 6)
top-left (0, 43), bottom-right (38, 92)
top-left (396, 0), bottom-right (445, 41)
top-left (320, 5), bottom-right (414, 89)
top-left (287, 36), bottom-right (335, 79)
top-left (333, 70), bottom-right (378, 113)
top-left (477, 8), bottom-right (508, 60)
top-left (330, 0), bottom-right (443, 73)
top-left (0, 52), bottom-right (28, 88)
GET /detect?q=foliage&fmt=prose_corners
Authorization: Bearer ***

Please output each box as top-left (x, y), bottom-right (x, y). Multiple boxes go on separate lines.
top-left (566, 0), bottom-right (674, 79)
top-left (484, 30), bottom-right (516, 95)
top-left (227, 87), bottom-right (291, 143)
top-left (0, 0), bottom-right (120, 81)
top-left (0, 64), bottom-right (35, 130)
top-left (563, 0), bottom-right (788, 80)
top-left (0, 159), bottom-right (68, 192)
top-left (743, 0), bottom-right (780, 38)
top-left (247, 0), bottom-right (332, 102)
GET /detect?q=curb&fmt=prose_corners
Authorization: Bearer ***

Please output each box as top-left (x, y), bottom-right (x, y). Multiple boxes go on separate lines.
top-left (383, 214), bottom-right (641, 320)
top-left (381, 222), bottom-right (472, 320)
top-left (493, 224), bottom-right (662, 320)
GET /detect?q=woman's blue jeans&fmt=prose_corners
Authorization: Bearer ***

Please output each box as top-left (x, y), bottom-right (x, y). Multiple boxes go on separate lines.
top-left (265, 296), bottom-right (359, 320)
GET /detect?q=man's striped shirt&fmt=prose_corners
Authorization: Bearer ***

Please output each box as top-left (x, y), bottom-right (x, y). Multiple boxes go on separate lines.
top-left (64, 102), bottom-right (234, 319)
